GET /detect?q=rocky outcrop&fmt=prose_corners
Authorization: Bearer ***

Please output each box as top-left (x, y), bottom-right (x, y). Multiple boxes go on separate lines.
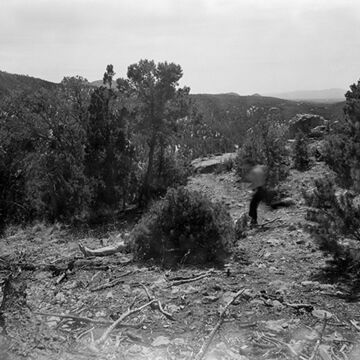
top-left (288, 114), bottom-right (327, 138)
top-left (191, 153), bottom-right (237, 174)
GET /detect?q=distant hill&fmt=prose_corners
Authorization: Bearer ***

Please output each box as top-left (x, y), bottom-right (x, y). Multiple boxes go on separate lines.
top-left (90, 80), bottom-right (112, 88)
top-left (191, 93), bottom-right (344, 146)
top-left (266, 88), bottom-right (346, 103)
top-left (90, 80), bottom-right (105, 87)
top-left (0, 70), bottom-right (345, 148)
top-left (0, 70), bottom-right (57, 96)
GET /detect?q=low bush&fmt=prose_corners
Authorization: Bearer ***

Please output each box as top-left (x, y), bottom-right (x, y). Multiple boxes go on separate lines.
top-left (131, 187), bottom-right (235, 267)
top-left (293, 131), bottom-right (310, 171)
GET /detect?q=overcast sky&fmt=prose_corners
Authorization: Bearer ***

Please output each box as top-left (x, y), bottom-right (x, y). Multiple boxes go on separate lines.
top-left (1, 0), bottom-right (359, 94)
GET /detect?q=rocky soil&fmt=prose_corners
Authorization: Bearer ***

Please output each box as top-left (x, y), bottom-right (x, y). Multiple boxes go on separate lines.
top-left (0, 161), bottom-right (360, 360)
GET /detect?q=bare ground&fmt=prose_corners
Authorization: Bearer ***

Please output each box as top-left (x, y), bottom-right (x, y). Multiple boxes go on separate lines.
top-left (1, 162), bottom-right (360, 360)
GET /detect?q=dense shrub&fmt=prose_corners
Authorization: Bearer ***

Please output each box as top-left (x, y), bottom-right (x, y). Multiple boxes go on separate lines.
top-left (131, 187), bottom-right (235, 267)
top-left (293, 131), bottom-right (310, 171)
top-left (305, 80), bottom-right (360, 277)
top-left (323, 80), bottom-right (360, 190)
top-left (303, 177), bottom-right (360, 274)
top-left (235, 108), bottom-right (289, 187)
top-left (323, 127), bottom-right (353, 189)
top-left (0, 62), bottom-right (195, 227)
top-left (0, 87), bottom-right (91, 223)
top-left (148, 150), bottom-right (192, 198)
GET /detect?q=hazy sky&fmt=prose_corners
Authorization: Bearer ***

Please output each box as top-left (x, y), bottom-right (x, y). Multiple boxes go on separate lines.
top-left (1, 0), bottom-right (359, 94)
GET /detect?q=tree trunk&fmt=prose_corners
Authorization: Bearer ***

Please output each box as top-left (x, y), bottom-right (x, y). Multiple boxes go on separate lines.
top-left (140, 133), bottom-right (157, 205)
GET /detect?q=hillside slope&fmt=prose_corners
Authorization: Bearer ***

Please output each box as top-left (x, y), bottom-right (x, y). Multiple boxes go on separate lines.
top-left (1, 161), bottom-right (360, 359)
top-left (0, 70), bottom-right (57, 96)
top-left (191, 93), bottom-right (344, 145)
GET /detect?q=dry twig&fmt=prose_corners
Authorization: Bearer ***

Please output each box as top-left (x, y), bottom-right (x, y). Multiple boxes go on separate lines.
top-left (350, 320), bottom-right (360, 331)
top-left (194, 288), bottom-right (246, 360)
top-left (95, 299), bottom-right (156, 345)
top-left (309, 313), bottom-right (329, 360)
top-left (140, 283), bottom-right (175, 321)
top-left (284, 302), bottom-right (314, 312)
top-left (169, 269), bottom-right (214, 286)
top-left (34, 311), bottom-right (144, 328)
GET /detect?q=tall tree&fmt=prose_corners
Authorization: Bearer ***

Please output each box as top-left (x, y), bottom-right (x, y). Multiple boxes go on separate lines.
top-left (116, 59), bottom-right (190, 204)
top-left (103, 64), bottom-right (115, 89)
top-left (86, 67), bottom-right (135, 216)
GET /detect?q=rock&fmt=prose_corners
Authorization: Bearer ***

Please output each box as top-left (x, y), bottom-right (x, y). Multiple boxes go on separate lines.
top-left (318, 345), bottom-right (332, 360)
top-left (242, 289), bottom-right (256, 300)
top-left (288, 114), bottom-right (326, 138)
top-left (171, 338), bottom-right (186, 345)
top-left (279, 197), bottom-right (296, 207)
top-left (213, 284), bottom-right (222, 291)
top-left (151, 336), bottom-right (171, 347)
top-left (309, 125), bottom-right (328, 139)
top-left (272, 300), bottom-right (284, 310)
top-left (263, 319), bottom-right (289, 332)
top-left (203, 295), bottom-right (219, 303)
top-left (166, 304), bottom-right (181, 313)
top-left (250, 299), bottom-right (264, 306)
top-left (312, 309), bottom-right (333, 320)
top-left (267, 238), bottom-right (282, 246)
top-left (191, 153), bottom-right (237, 174)
top-left (288, 223), bottom-right (297, 231)
top-left (207, 342), bottom-right (249, 360)
top-left (46, 316), bottom-right (59, 328)
top-left (55, 292), bottom-right (66, 304)
top-left (301, 280), bottom-right (318, 286)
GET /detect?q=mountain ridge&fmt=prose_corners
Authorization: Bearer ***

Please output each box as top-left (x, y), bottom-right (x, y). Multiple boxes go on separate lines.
top-left (266, 88), bottom-right (346, 103)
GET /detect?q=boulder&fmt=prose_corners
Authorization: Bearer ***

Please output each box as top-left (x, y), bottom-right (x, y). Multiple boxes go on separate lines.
top-left (289, 114), bottom-right (327, 138)
top-left (309, 125), bottom-right (328, 139)
top-left (191, 152), bottom-right (237, 174)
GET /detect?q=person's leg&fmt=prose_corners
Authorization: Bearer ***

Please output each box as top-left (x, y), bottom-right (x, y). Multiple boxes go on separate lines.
top-left (249, 188), bottom-right (261, 225)
top-left (249, 186), bottom-right (268, 225)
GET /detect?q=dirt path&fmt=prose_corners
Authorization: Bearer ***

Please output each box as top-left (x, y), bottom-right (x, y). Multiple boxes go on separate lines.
top-left (1, 164), bottom-right (360, 359)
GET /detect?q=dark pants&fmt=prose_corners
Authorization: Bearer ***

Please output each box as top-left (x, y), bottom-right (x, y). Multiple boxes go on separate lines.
top-left (249, 186), bottom-right (267, 224)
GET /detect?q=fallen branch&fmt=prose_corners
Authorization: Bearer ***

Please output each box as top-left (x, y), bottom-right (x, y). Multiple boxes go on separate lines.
top-left (78, 242), bottom-right (126, 258)
top-left (350, 320), bottom-right (360, 331)
top-left (89, 270), bottom-right (136, 291)
top-left (284, 302), bottom-right (314, 312)
top-left (169, 269), bottom-right (214, 286)
top-left (34, 311), bottom-right (144, 328)
top-left (95, 299), bottom-right (157, 345)
top-left (0, 258), bottom-right (114, 273)
top-left (140, 283), bottom-right (175, 321)
top-left (76, 326), bottom-right (95, 341)
top-left (309, 313), bottom-right (329, 360)
top-left (167, 270), bottom-right (212, 282)
top-left (90, 278), bottom-right (125, 292)
top-left (56, 272), bottom-right (68, 285)
top-left (194, 288), bottom-right (246, 360)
